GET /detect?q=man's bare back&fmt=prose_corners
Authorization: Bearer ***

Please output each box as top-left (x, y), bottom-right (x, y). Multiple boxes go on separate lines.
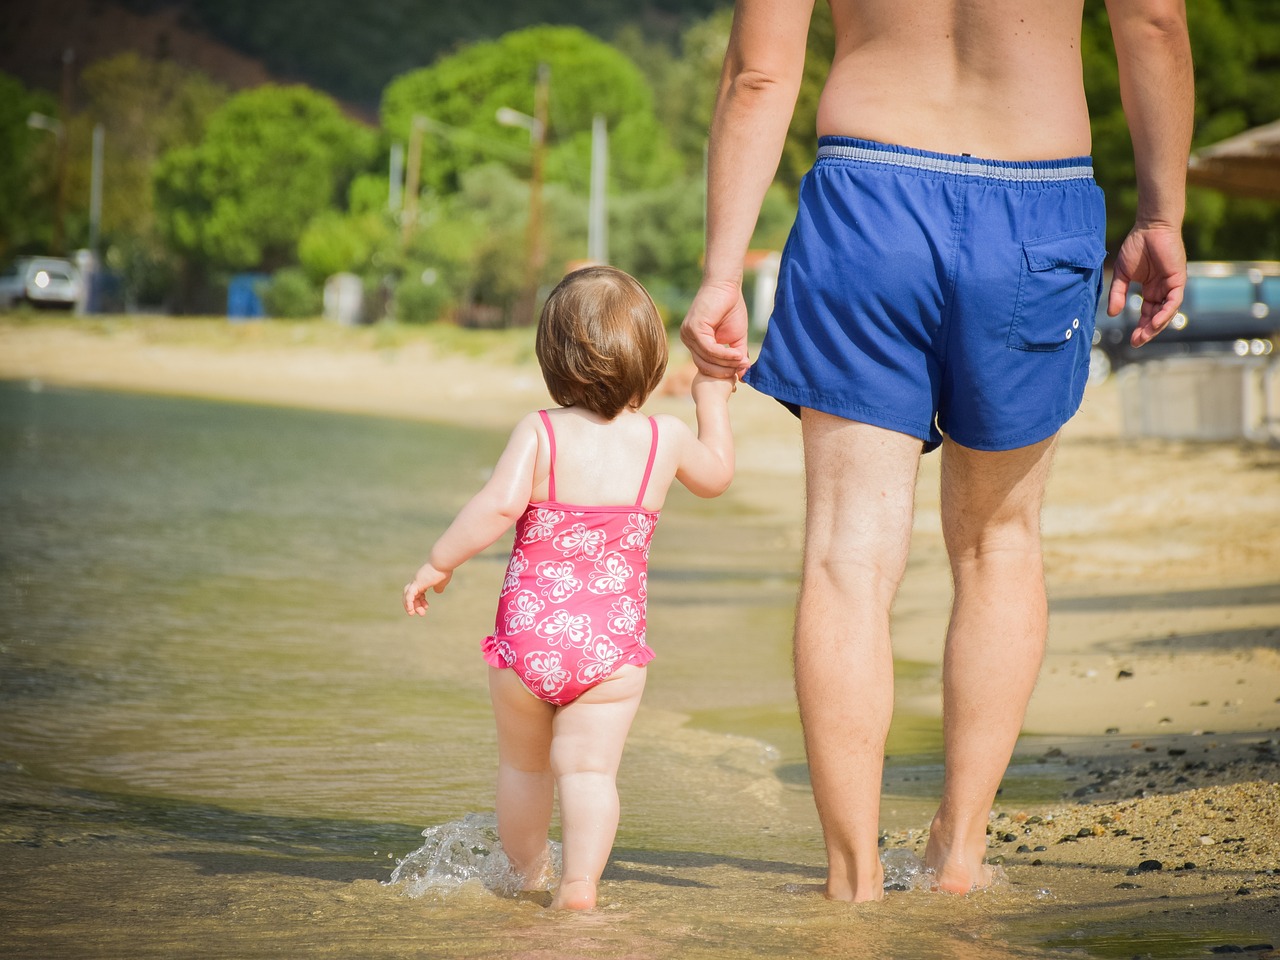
top-left (820, 0), bottom-right (1092, 159)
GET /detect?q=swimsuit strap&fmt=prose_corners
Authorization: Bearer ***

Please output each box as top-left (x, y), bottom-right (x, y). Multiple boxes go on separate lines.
top-left (538, 409), bottom-right (557, 502)
top-left (635, 416), bottom-right (659, 507)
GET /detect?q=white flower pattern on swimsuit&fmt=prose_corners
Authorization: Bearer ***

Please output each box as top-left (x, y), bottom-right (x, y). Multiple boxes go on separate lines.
top-left (587, 552), bottom-right (633, 595)
top-left (523, 508), bottom-right (564, 542)
top-left (606, 596), bottom-right (641, 636)
top-left (501, 548), bottom-right (528, 596)
top-left (504, 589), bottom-right (544, 634)
top-left (535, 559), bottom-right (582, 601)
top-left (620, 513), bottom-right (656, 559)
top-left (524, 650), bottom-right (570, 697)
top-left (535, 609), bottom-right (593, 649)
top-left (553, 522), bottom-right (607, 560)
top-left (576, 638), bottom-right (624, 684)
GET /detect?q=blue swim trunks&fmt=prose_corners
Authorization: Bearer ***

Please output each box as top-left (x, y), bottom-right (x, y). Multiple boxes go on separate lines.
top-left (744, 136), bottom-right (1107, 452)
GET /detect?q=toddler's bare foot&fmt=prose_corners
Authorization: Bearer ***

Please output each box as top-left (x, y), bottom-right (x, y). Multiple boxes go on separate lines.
top-left (510, 845), bottom-right (554, 892)
top-left (551, 877), bottom-right (597, 910)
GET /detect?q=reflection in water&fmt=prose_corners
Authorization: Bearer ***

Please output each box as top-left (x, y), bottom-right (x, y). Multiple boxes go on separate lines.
top-left (0, 382), bottom-right (1120, 958)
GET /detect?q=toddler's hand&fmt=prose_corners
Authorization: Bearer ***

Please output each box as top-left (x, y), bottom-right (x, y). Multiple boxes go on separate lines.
top-left (692, 370), bottom-right (737, 400)
top-left (403, 563), bottom-right (452, 616)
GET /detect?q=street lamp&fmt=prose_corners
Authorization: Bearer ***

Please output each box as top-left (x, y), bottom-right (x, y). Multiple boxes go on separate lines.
top-left (26, 112), bottom-right (63, 136)
top-left (496, 62), bottom-right (550, 326)
top-left (495, 106), bottom-right (543, 143)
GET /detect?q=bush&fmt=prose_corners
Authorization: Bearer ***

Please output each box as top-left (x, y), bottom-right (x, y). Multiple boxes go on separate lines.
top-left (394, 269), bottom-right (452, 323)
top-left (262, 267), bottom-right (322, 318)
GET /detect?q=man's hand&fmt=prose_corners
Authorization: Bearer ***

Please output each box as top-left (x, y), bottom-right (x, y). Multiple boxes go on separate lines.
top-left (681, 279), bottom-right (751, 378)
top-left (1107, 223), bottom-right (1188, 348)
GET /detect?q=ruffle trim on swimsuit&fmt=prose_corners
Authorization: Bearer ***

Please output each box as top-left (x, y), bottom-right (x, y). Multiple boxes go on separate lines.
top-left (481, 634), bottom-right (512, 669)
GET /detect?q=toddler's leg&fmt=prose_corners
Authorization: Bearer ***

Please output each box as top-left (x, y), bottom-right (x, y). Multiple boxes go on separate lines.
top-left (489, 666), bottom-right (556, 887)
top-left (549, 664), bottom-right (647, 910)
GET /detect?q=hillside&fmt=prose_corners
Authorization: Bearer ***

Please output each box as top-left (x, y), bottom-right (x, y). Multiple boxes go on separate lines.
top-left (0, 0), bottom-right (275, 103)
top-left (1, 0), bottom-right (725, 112)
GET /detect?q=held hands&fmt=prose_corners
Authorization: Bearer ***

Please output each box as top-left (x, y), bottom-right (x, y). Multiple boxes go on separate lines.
top-left (1107, 223), bottom-right (1188, 348)
top-left (681, 279), bottom-right (751, 379)
top-left (403, 562), bottom-right (453, 616)
top-left (692, 369), bottom-right (737, 402)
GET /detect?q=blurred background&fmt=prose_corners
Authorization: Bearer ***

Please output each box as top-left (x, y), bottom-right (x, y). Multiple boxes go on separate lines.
top-left (1, 0), bottom-right (1277, 329)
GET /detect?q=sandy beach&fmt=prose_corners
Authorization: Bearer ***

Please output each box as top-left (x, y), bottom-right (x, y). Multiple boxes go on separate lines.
top-left (2, 314), bottom-right (1278, 943)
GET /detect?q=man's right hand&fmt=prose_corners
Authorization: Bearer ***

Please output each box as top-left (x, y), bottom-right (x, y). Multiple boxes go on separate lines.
top-left (681, 279), bottom-right (751, 379)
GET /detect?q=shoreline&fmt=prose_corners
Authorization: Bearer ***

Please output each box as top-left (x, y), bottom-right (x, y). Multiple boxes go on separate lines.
top-left (3, 315), bottom-right (1278, 938)
top-left (3, 316), bottom-right (1277, 737)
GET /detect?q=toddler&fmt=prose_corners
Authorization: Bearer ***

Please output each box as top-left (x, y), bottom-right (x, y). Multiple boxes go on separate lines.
top-left (403, 266), bottom-right (735, 909)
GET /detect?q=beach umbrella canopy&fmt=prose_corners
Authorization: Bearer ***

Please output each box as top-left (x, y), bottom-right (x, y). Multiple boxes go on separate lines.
top-left (1187, 118), bottom-right (1280, 201)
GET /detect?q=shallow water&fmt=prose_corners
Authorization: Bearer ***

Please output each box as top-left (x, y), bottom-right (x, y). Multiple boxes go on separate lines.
top-left (2, 382), bottom-right (1258, 958)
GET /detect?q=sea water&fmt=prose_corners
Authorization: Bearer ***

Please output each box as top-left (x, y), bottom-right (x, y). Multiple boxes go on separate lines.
top-left (0, 381), bottom-right (1077, 959)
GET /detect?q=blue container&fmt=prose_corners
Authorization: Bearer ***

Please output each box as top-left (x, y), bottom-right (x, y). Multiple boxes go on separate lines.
top-left (227, 273), bottom-right (268, 320)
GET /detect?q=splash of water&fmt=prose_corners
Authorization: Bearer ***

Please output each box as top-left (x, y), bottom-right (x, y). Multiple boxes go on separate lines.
top-left (386, 812), bottom-right (563, 899)
top-left (880, 849), bottom-right (1010, 894)
top-left (881, 848), bottom-right (934, 892)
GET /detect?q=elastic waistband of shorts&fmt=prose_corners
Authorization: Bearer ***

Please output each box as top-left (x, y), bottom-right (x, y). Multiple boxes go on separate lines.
top-left (816, 136), bottom-right (1094, 182)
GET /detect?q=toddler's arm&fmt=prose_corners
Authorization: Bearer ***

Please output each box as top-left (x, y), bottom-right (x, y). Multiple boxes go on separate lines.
top-left (403, 414), bottom-right (540, 616)
top-left (675, 371), bottom-right (735, 498)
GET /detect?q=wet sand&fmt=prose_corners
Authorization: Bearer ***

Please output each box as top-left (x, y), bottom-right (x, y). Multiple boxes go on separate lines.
top-left (2, 315), bottom-right (1278, 948)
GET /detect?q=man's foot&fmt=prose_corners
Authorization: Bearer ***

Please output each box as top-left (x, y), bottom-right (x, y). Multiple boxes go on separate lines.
top-left (824, 862), bottom-right (885, 903)
top-left (926, 858), bottom-right (997, 894)
top-left (551, 877), bottom-right (597, 910)
top-left (923, 831), bottom-right (997, 894)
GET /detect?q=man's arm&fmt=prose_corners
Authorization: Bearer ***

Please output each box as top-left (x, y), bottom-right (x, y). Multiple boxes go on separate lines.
top-left (1104, 0), bottom-right (1194, 347)
top-left (681, 0), bottom-right (816, 377)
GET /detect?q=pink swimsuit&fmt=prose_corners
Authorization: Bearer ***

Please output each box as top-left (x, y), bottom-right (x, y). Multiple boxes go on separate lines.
top-left (482, 410), bottom-right (660, 705)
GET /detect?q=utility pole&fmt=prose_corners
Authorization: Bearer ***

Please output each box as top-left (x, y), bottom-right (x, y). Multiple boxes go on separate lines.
top-left (401, 117), bottom-right (426, 246)
top-left (517, 63), bottom-right (550, 327)
top-left (88, 123), bottom-right (104, 257)
top-left (588, 114), bottom-right (608, 265)
top-left (53, 47), bottom-right (74, 256)
top-left (388, 141), bottom-right (404, 214)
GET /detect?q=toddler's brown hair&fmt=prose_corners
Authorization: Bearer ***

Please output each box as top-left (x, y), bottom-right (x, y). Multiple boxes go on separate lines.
top-left (536, 266), bottom-right (668, 419)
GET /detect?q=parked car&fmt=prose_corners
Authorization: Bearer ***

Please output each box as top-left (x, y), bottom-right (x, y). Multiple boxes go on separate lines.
top-left (1090, 260), bottom-right (1280, 384)
top-left (0, 256), bottom-right (84, 310)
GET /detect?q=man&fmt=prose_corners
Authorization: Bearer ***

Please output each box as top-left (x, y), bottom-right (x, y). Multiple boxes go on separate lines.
top-left (681, 0), bottom-right (1192, 901)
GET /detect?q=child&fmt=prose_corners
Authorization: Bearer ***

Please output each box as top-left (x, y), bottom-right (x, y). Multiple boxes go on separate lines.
top-left (402, 266), bottom-right (735, 910)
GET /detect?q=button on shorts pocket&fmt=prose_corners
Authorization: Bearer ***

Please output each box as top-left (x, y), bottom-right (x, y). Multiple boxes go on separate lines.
top-left (1007, 228), bottom-right (1107, 352)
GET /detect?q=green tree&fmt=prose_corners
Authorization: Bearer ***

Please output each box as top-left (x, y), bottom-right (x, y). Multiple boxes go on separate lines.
top-left (614, 10), bottom-right (734, 176)
top-left (155, 85), bottom-right (375, 272)
top-left (60, 54), bottom-right (227, 304)
top-left (380, 26), bottom-right (680, 198)
top-left (779, 2), bottom-right (834, 195)
top-left (0, 71), bottom-right (59, 260)
top-left (1083, 0), bottom-right (1280, 258)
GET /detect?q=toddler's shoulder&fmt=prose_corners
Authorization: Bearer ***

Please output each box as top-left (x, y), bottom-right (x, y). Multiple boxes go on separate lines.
top-left (651, 412), bottom-right (695, 438)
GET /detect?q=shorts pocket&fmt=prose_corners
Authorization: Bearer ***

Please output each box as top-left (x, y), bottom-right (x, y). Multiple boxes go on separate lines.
top-left (1007, 228), bottom-right (1107, 352)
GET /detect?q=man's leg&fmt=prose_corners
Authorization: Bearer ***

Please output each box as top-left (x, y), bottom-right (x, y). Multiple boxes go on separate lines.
top-left (796, 410), bottom-right (922, 902)
top-left (925, 435), bottom-right (1058, 892)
